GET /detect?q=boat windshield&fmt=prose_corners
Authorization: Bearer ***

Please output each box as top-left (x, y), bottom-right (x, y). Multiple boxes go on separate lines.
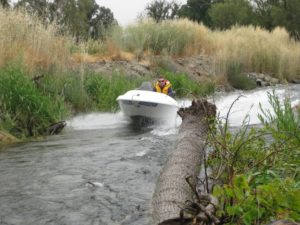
top-left (136, 81), bottom-right (153, 91)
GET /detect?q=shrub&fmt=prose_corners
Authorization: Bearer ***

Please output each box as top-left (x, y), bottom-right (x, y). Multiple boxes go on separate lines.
top-left (84, 71), bottom-right (146, 111)
top-left (162, 71), bottom-right (215, 97)
top-left (0, 66), bottom-right (67, 137)
top-left (208, 92), bottom-right (300, 224)
top-left (226, 61), bottom-right (256, 90)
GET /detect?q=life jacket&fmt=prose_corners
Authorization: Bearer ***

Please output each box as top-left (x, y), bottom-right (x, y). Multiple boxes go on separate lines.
top-left (154, 80), bottom-right (171, 95)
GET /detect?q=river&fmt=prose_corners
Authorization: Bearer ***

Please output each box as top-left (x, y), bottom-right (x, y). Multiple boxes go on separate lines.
top-left (0, 85), bottom-right (299, 225)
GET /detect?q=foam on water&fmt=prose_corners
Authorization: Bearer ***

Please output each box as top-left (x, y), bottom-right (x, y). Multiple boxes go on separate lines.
top-left (177, 86), bottom-right (299, 127)
top-left (214, 86), bottom-right (299, 127)
top-left (67, 111), bottom-right (128, 130)
top-left (66, 85), bottom-right (299, 133)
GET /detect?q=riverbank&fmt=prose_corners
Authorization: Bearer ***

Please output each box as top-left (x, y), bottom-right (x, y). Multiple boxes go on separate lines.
top-left (1, 53), bottom-right (299, 144)
top-left (0, 86), bottom-right (299, 225)
top-left (1, 8), bottom-right (300, 142)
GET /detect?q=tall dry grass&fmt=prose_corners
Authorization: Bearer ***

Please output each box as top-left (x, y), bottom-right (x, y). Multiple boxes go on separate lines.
top-left (208, 26), bottom-right (300, 80)
top-left (112, 19), bottom-right (300, 80)
top-left (112, 19), bottom-right (212, 57)
top-left (0, 7), bottom-right (71, 74)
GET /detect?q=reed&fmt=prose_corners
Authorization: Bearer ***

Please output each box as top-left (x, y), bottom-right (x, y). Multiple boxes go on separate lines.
top-left (163, 71), bottom-right (215, 97)
top-left (113, 19), bottom-right (211, 57)
top-left (211, 26), bottom-right (300, 81)
top-left (113, 20), bottom-right (300, 81)
top-left (226, 61), bottom-right (256, 90)
top-left (84, 71), bottom-right (146, 111)
top-left (0, 8), bottom-right (71, 74)
top-left (0, 66), bottom-right (67, 137)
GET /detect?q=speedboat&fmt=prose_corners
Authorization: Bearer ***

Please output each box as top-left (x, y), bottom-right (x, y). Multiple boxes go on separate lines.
top-left (116, 82), bottom-right (179, 124)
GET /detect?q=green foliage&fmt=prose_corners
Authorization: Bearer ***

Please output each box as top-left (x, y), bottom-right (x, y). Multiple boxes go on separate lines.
top-left (209, 0), bottom-right (255, 30)
top-left (40, 72), bottom-right (94, 112)
top-left (162, 71), bottom-right (215, 97)
top-left (0, 0), bottom-right (9, 8)
top-left (253, 0), bottom-right (300, 39)
top-left (15, 0), bottom-right (116, 40)
top-left (209, 92), bottom-right (300, 224)
top-left (226, 62), bottom-right (257, 90)
top-left (145, 0), bottom-right (180, 23)
top-left (213, 175), bottom-right (300, 224)
top-left (258, 92), bottom-right (300, 178)
top-left (115, 19), bottom-right (206, 56)
top-left (0, 66), bottom-right (67, 137)
top-left (15, 0), bottom-right (51, 23)
top-left (179, 0), bottom-right (212, 26)
top-left (84, 72), bottom-right (145, 111)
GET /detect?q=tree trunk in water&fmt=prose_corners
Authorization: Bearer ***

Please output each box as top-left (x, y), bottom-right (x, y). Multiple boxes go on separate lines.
top-left (152, 99), bottom-right (216, 225)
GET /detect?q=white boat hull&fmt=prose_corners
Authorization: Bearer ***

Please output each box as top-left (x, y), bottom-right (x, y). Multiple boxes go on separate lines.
top-left (117, 90), bottom-right (179, 123)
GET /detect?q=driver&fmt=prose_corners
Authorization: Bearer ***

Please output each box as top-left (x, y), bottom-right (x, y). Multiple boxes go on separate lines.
top-left (153, 78), bottom-right (174, 97)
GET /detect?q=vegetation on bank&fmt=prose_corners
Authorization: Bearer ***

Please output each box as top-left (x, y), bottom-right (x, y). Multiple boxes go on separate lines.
top-left (0, 8), bottom-right (300, 140)
top-left (112, 20), bottom-right (300, 81)
top-left (0, 5), bottom-right (299, 224)
top-left (208, 93), bottom-right (300, 224)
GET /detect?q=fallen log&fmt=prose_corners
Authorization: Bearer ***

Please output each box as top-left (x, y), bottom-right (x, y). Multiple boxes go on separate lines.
top-left (48, 121), bottom-right (67, 135)
top-left (152, 99), bottom-right (217, 225)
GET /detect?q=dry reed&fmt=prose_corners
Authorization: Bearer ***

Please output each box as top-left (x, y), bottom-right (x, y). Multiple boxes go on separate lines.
top-left (0, 7), bottom-right (71, 74)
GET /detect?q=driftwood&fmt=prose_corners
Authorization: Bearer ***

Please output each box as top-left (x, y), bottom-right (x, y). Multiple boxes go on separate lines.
top-left (152, 99), bottom-right (217, 225)
top-left (48, 121), bottom-right (67, 135)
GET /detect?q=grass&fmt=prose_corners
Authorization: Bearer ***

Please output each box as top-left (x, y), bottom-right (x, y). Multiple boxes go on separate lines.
top-left (1, 8), bottom-right (300, 139)
top-left (211, 26), bottom-right (300, 81)
top-left (208, 92), bottom-right (300, 224)
top-left (0, 8), bottom-right (71, 74)
top-left (84, 71), bottom-right (146, 111)
top-left (112, 19), bottom-right (211, 57)
top-left (0, 66), bottom-right (67, 137)
top-left (226, 61), bottom-right (257, 90)
top-left (112, 20), bottom-right (300, 81)
top-left (162, 70), bottom-right (215, 97)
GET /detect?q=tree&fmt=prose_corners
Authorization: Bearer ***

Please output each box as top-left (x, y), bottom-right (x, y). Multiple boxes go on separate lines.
top-left (51, 0), bottom-right (116, 40)
top-left (271, 0), bottom-right (300, 39)
top-left (179, 0), bottom-right (214, 26)
top-left (0, 0), bottom-right (10, 7)
top-left (15, 0), bottom-right (51, 22)
top-left (252, 0), bottom-right (281, 30)
top-left (252, 0), bottom-right (300, 39)
top-left (89, 6), bottom-right (116, 39)
top-left (145, 0), bottom-right (180, 23)
top-left (209, 0), bottom-right (255, 29)
top-left (14, 0), bottom-right (116, 40)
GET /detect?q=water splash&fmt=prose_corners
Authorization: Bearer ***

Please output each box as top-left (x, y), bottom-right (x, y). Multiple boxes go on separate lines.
top-left (67, 112), bottom-right (127, 130)
top-left (66, 85), bottom-right (300, 132)
top-left (214, 85), bottom-right (299, 127)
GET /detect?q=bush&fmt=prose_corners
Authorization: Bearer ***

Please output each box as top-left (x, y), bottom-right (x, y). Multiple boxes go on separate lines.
top-left (208, 92), bottom-right (300, 224)
top-left (162, 71), bottom-right (215, 97)
top-left (84, 71), bottom-right (146, 111)
top-left (0, 66), bottom-right (67, 137)
top-left (226, 62), bottom-right (256, 90)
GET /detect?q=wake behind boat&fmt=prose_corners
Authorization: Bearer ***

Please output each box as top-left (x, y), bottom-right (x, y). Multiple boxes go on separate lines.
top-left (116, 82), bottom-right (179, 124)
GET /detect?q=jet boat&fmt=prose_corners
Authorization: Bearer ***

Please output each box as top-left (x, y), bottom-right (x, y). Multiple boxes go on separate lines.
top-left (116, 82), bottom-right (179, 124)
